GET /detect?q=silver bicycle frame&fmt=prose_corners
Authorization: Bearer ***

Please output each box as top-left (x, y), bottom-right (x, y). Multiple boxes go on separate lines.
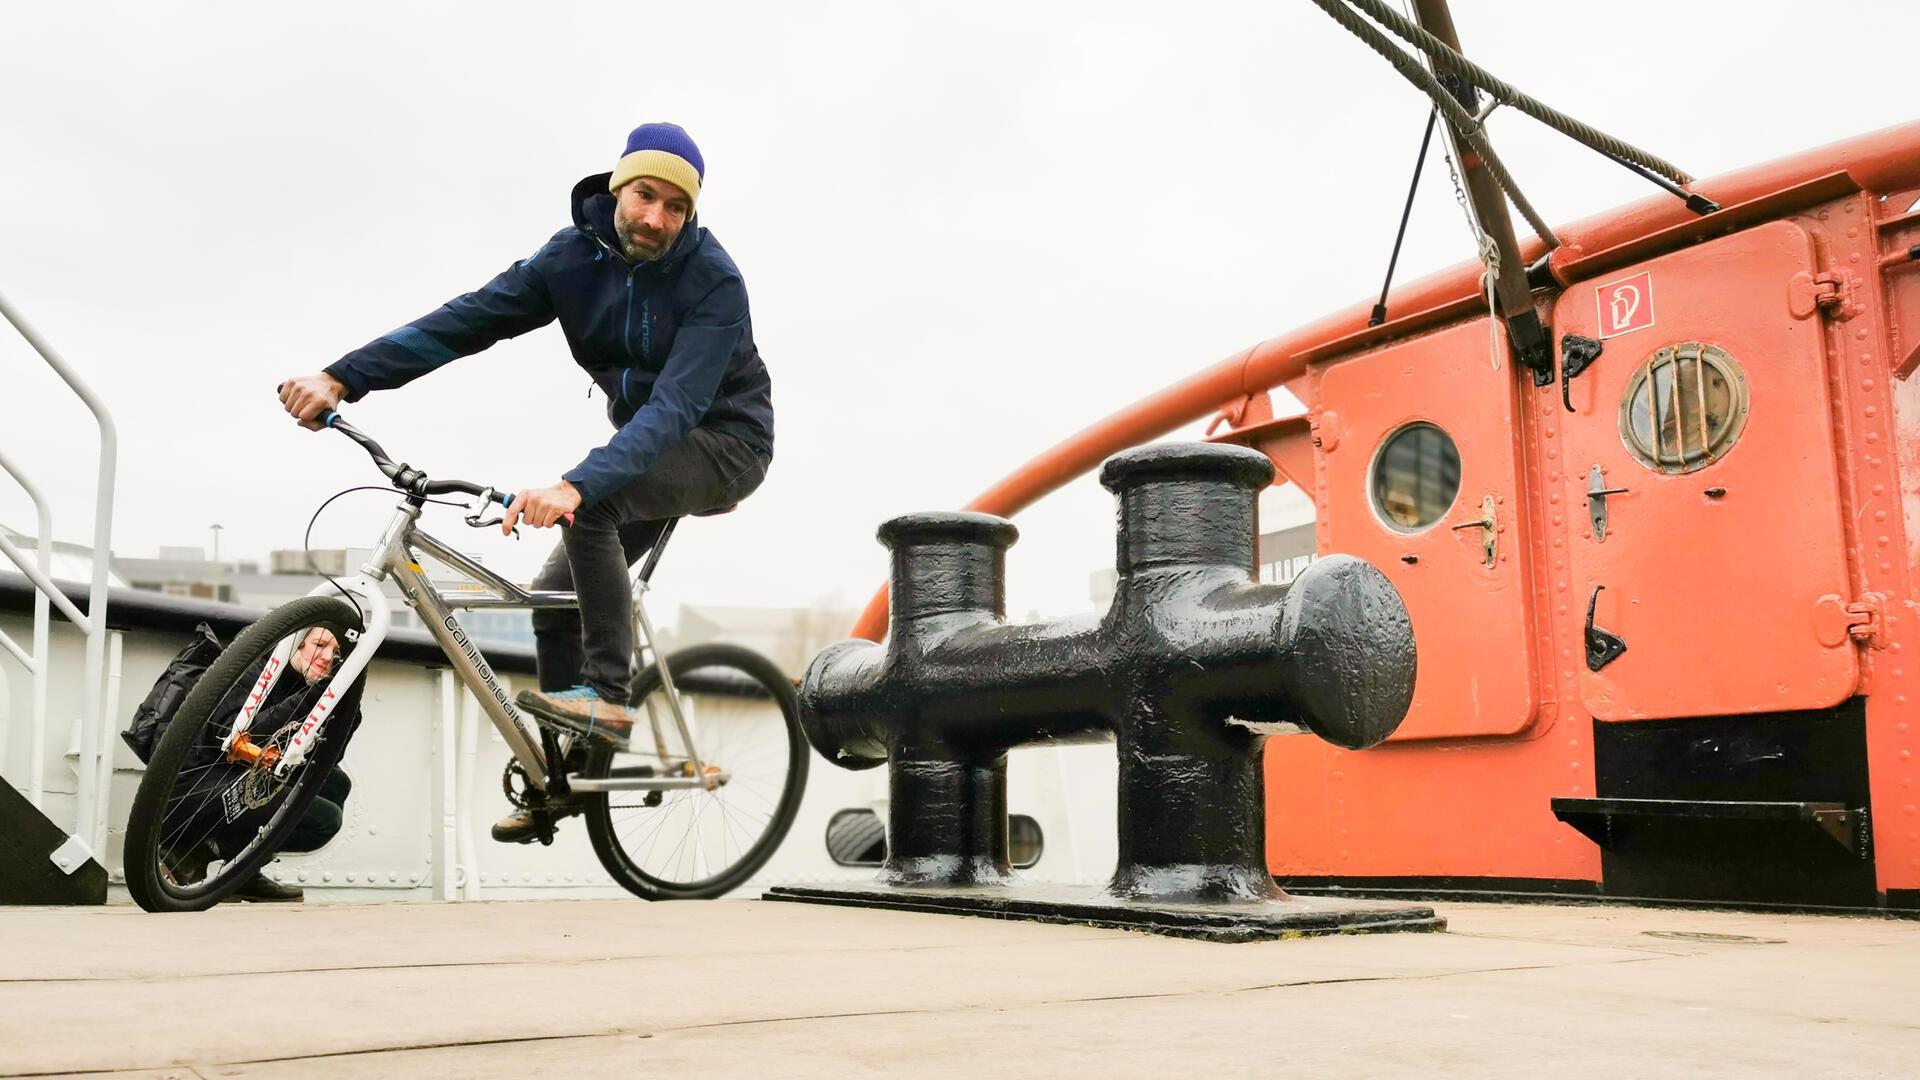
top-left (229, 498), bottom-right (719, 794)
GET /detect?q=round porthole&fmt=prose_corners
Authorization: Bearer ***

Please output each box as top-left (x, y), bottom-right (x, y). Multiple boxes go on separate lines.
top-left (1619, 342), bottom-right (1749, 474)
top-left (1370, 422), bottom-right (1461, 532)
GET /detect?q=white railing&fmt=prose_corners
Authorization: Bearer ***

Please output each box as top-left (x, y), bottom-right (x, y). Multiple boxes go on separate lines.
top-left (0, 289), bottom-right (119, 869)
top-left (0, 452), bottom-right (52, 807)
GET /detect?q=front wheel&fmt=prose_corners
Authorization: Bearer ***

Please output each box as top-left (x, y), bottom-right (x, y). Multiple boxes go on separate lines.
top-left (123, 597), bottom-right (364, 912)
top-left (582, 644), bottom-right (809, 900)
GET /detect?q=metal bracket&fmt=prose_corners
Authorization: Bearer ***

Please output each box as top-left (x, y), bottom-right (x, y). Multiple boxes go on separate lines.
top-left (1448, 495), bottom-right (1498, 568)
top-left (1512, 310), bottom-right (1557, 387)
top-left (1584, 586), bottom-right (1628, 672)
top-left (1809, 804), bottom-right (1872, 859)
top-left (48, 834), bottom-right (94, 876)
top-left (1587, 465), bottom-right (1629, 542)
top-left (1560, 334), bottom-right (1602, 413)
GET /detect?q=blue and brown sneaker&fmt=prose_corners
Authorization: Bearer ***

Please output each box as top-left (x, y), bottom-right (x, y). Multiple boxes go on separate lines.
top-left (515, 686), bottom-right (638, 750)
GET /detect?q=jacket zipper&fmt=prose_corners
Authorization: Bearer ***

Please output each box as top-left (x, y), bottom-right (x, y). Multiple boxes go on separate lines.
top-left (622, 274), bottom-right (637, 363)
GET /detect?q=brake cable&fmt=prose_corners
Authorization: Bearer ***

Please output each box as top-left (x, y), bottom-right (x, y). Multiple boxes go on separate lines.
top-left (301, 486), bottom-right (475, 620)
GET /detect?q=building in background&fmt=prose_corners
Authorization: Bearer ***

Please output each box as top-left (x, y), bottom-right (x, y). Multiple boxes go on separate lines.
top-left (115, 545), bottom-right (534, 649)
top-left (0, 524), bottom-right (129, 589)
top-left (1256, 521), bottom-right (1317, 587)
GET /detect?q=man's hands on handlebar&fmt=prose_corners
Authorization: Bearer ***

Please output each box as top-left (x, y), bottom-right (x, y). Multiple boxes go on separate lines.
top-left (503, 481), bottom-right (582, 535)
top-left (279, 374), bottom-right (347, 430)
top-left (281, 382), bottom-right (577, 532)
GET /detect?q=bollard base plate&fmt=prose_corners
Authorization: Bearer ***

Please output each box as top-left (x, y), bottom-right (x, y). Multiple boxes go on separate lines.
top-left (763, 881), bottom-right (1444, 942)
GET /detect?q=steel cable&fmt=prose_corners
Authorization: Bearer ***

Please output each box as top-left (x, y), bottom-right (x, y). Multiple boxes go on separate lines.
top-left (1338, 0), bottom-right (1695, 185)
top-left (1305, 0), bottom-right (1560, 246)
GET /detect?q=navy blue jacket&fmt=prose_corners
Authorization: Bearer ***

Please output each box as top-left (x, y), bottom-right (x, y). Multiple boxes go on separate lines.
top-left (325, 173), bottom-right (773, 508)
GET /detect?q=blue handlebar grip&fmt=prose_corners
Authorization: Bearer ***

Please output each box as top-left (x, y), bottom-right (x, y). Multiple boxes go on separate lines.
top-left (318, 410), bottom-right (339, 428)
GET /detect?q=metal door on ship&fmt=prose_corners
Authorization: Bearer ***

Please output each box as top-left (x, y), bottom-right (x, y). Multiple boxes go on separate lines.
top-left (1317, 316), bottom-right (1539, 740)
top-left (1556, 219), bottom-right (1857, 721)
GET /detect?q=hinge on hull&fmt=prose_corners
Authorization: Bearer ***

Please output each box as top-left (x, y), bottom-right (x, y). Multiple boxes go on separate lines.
top-left (1845, 594), bottom-right (1884, 647)
top-left (1788, 269), bottom-right (1860, 321)
top-left (1813, 593), bottom-right (1886, 649)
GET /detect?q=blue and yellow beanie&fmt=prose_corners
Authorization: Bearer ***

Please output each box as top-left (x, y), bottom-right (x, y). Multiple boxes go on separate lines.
top-left (609, 122), bottom-right (704, 208)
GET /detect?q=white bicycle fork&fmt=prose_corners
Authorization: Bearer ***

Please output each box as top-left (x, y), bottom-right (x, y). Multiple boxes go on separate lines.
top-left (217, 574), bottom-right (392, 777)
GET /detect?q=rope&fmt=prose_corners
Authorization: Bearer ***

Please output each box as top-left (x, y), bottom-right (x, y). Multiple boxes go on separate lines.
top-left (1478, 234), bottom-right (1502, 370)
top-left (1305, 0), bottom-right (1559, 247)
top-left (1370, 108), bottom-right (1440, 327)
top-left (1338, 0), bottom-right (1695, 185)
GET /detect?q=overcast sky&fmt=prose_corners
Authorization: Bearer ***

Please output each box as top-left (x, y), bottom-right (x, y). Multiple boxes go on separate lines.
top-left (4, 1), bottom-right (1916, 628)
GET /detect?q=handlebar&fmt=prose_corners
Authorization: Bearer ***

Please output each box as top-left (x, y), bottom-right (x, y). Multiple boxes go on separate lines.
top-left (309, 405), bottom-right (571, 526)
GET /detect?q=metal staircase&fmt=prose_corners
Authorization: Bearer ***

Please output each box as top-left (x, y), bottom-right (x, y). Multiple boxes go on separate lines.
top-left (0, 289), bottom-right (118, 903)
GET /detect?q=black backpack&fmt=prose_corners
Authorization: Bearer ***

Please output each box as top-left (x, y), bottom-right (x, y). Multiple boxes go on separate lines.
top-left (122, 623), bottom-right (223, 763)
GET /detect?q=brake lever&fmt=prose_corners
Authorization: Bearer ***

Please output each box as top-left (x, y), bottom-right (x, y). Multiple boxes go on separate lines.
top-left (464, 505), bottom-right (520, 539)
top-left (461, 489), bottom-right (570, 538)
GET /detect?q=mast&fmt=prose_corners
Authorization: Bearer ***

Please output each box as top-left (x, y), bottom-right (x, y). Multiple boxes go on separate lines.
top-left (1411, 0), bottom-right (1553, 383)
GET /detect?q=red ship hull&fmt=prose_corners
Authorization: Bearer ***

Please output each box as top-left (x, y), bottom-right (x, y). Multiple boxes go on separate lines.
top-left (852, 121), bottom-right (1920, 910)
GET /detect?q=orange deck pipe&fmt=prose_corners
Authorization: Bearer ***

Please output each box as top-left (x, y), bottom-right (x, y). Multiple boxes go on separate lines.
top-left (850, 121), bottom-right (1920, 642)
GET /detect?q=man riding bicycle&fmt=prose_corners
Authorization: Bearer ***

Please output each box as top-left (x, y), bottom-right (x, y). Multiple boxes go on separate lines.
top-left (278, 122), bottom-right (773, 844)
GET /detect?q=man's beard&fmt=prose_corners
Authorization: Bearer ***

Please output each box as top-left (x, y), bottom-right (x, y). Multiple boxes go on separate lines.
top-left (619, 230), bottom-right (663, 262)
top-left (615, 213), bottom-right (670, 262)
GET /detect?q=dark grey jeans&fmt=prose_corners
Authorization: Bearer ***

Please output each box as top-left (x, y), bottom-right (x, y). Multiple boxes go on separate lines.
top-left (283, 767), bottom-right (352, 854)
top-left (530, 427), bottom-right (768, 701)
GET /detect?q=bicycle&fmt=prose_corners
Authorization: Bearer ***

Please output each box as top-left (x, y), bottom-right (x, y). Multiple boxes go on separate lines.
top-left (123, 412), bottom-right (809, 912)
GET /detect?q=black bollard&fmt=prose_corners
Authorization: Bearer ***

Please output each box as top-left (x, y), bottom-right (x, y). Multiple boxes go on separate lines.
top-left (775, 442), bottom-right (1439, 940)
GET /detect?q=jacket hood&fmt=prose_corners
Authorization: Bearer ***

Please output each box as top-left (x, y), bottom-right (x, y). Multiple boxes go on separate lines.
top-left (571, 172), bottom-right (701, 267)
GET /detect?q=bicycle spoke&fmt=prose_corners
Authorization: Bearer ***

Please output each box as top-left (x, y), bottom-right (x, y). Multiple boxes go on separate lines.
top-left (584, 649), bottom-right (806, 900)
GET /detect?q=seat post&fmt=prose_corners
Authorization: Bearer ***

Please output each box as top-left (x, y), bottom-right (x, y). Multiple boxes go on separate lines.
top-left (635, 517), bottom-right (681, 585)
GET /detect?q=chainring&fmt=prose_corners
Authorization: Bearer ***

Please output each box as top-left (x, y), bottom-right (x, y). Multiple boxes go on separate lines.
top-left (501, 760), bottom-right (538, 809)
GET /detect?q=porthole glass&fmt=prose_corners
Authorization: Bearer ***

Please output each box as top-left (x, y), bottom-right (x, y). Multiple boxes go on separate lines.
top-left (1370, 422), bottom-right (1461, 532)
top-left (1619, 342), bottom-right (1749, 474)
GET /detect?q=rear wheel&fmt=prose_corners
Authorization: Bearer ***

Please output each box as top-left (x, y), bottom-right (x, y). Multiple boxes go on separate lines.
top-left (582, 644), bottom-right (809, 900)
top-left (124, 597), bottom-right (364, 913)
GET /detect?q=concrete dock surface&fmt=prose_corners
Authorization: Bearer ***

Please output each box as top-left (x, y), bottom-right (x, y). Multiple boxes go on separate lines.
top-left (2, 898), bottom-right (1915, 1078)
